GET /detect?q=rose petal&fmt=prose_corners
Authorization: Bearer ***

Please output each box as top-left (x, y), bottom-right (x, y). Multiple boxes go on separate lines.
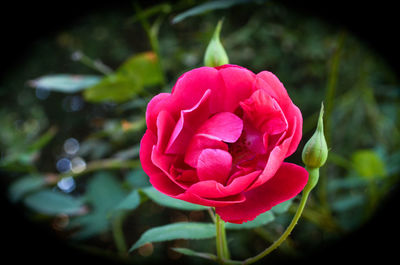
top-left (174, 169), bottom-right (198, 183)
top-left (197, 112), bottom-right (243, 143)
top-left (139, 130), bottom-right (184, 196)
top-left (146, 93), bottom-right (171, 134)
top-left (184, 134), bottom-right (228, 168)
top-left (229, 121), bottom-right (265, 165)
top-left (151, 146), bottom-right (192, 190)
top-left (283, 105), bottom-right (303, 157)
top-left (175, 190), bottom-right (246, 207)
top-left (256, 71), bottom-right (290, 108)
top-left (215, 162), bottom-right (309, 223)
top-left (156, 110), bottom-right (176, 153)
top-left (146, 67), bottom-right (223, 134)
top-left (256, 72), bottom-right (303, 157)
top-left (240, 89), bottom-right (287, 135)
top-left (186, 170), bottom-right (261, 198)
top-left (165, 89), bottom-right (211, 154)
top-left (246, 135), bottom-right (292, 190)
top-left (171, 67), bottom-right (222, 110)
top-left (243, 122), bottom-right (266, 154)
top-left (197, 149), bottom-right (232, 184)
top-left (214, 65), bottom-right (257, 113)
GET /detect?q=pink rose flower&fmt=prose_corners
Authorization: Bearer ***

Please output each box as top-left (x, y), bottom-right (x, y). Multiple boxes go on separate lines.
top-left (140, 64), bottom-right (308, 223)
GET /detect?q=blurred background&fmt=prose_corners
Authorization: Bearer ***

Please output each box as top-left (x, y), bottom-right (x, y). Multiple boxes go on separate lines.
top-left (1, 1), bottom-right (399, 265)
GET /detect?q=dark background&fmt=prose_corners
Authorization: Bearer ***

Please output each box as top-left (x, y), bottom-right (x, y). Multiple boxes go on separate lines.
top-left (1, 1), bottom-right (399, 265)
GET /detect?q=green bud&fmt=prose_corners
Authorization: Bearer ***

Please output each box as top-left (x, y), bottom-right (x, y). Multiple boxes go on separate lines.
top-left (302, 103), bottom-right (328, 169)
top-left (204, 19), bottom-right (229, 67)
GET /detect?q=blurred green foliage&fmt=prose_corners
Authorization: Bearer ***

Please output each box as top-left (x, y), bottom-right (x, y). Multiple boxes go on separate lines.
top-left (0, 0), bottom-right (399, 264)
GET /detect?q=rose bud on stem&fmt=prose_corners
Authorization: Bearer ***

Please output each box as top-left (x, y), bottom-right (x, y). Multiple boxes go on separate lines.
top-left (204, 19), bottom-right (229, 67)
top-left (302, 102), bottom-right (328, 190)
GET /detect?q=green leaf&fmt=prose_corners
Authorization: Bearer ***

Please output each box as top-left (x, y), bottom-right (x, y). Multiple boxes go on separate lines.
top-left (69, 213), bottom-right (109, 240)
top-left (83, 73), bottom-right (142, 103)
top-left (117, 52), bottom-right (163, 87)
top-left (8, 175), bottom-right (46, 202)
top-left (225, 211), bottom-right (274, 230)
top-left (125, 168), bottom-right (150, 188)
top-left (29, 74), bottom-right (101, 93)
top-left (85, 172), bottom-right (127, 209)
top-left (130, 222), bottom-right (216, 251)
top-left (351, 149), bottom-right (387, 179)
top-left (69, 172), bottom-right (127, 239)
top-left (24, 189), bottom-right (84, 215)
top-left (82, 51), bottom-right (162, 103)
top-left (114, 190), bottom-right (141, 211)
top-left (140, 186), bottom-right (208, 211)
top-left (171, 247), bottom-right (217, 261)
top-left (172, 0), bottom-right (267, 24)
top-left (271, 199), bottom-right (293, 214)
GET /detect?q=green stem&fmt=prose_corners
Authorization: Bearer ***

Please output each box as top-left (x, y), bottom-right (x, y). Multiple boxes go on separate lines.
top-left (325, 31), bottom-right (346, 146)
top-left (47, 159), bottom-right (141, 185)
top-left (319, 31), bottom-right (346, 212)
top-left (242, 168), bottom-right (319, 265)
top-left (112, 212), bottom-right (128, 256)
top-left (216, 214), bottom-right (230, 263)
top-left (71, 50), bottom-right (113, 75)
top-left (208, 207), bottom-right (216, 223)
top-left (134, 3), bottom-right (167, 86)
top-left (253, 227), bottom-right (297, 256)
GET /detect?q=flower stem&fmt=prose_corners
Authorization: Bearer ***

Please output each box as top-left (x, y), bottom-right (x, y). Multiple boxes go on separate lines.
top-left (112, 212), bottom-right (128, 256)
top-left (208, 208), bottom-right (216, 223)
top-left (215, 213), bottom-right (230, 263)
top-left (242, 168), bottom-right (319, 265)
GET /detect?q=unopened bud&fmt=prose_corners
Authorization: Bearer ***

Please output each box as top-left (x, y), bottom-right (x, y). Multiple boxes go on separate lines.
top-left (204, 20), bottom-right (229, 67)
top-left (302, 103), bottom-right (328, 169)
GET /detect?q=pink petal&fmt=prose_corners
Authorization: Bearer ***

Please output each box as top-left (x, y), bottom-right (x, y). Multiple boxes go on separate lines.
top-left (197, 112), bottom-right (243, 143)
top-left (165, 89), bottom-right (212, 154)
top-left (243, 122), bottom-right (266, 154)
top-left (171, 67), bottom-right (222, 110)
top-left (145, 93), bottom-right (171, 134)
top-left (146, 67), bottom-right (223, 135)
top-left (246, 135), bottom-right (291, 190)
top-left (197, 149), bottom-right (232, 184)
top-left (156, 110), bottom-right (176, 153)
top-left (175, 190), bottom-right (246, 207)
top-left (184, 134), bottom-right (228, 168)
top-left (256, 72), bottom-right (303, 157)
top-left (284, 105), bottom-right (303, 157)
top-left (228, 119), bottom-right (266, 164)
top-left (240, 89), bottom-right (287, 135)
top-left (213, 65), bottom-right (257, 113)
top-left (174, 169), bottom-right (198, 183)
top-left (151, 146), bottom-right (192, 190)
top-left (139, 130), bottom-right (185, 196)
top-left (215, 162), bottom-right (309, 223)
top-left (256, 71), bottom-right (290, 108)
top-left (187, 170), bottom-right (261, 198)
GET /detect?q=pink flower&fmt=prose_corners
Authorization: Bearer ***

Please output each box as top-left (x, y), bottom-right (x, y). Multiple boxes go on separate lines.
top-left (140, 64), bottom-right (308, 223)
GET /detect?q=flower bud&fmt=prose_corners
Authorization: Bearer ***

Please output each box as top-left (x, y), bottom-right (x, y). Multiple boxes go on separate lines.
top-left (204, 20), bottom-right (229, 67)
top-left (302, 103), bottom-right (328, 169)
